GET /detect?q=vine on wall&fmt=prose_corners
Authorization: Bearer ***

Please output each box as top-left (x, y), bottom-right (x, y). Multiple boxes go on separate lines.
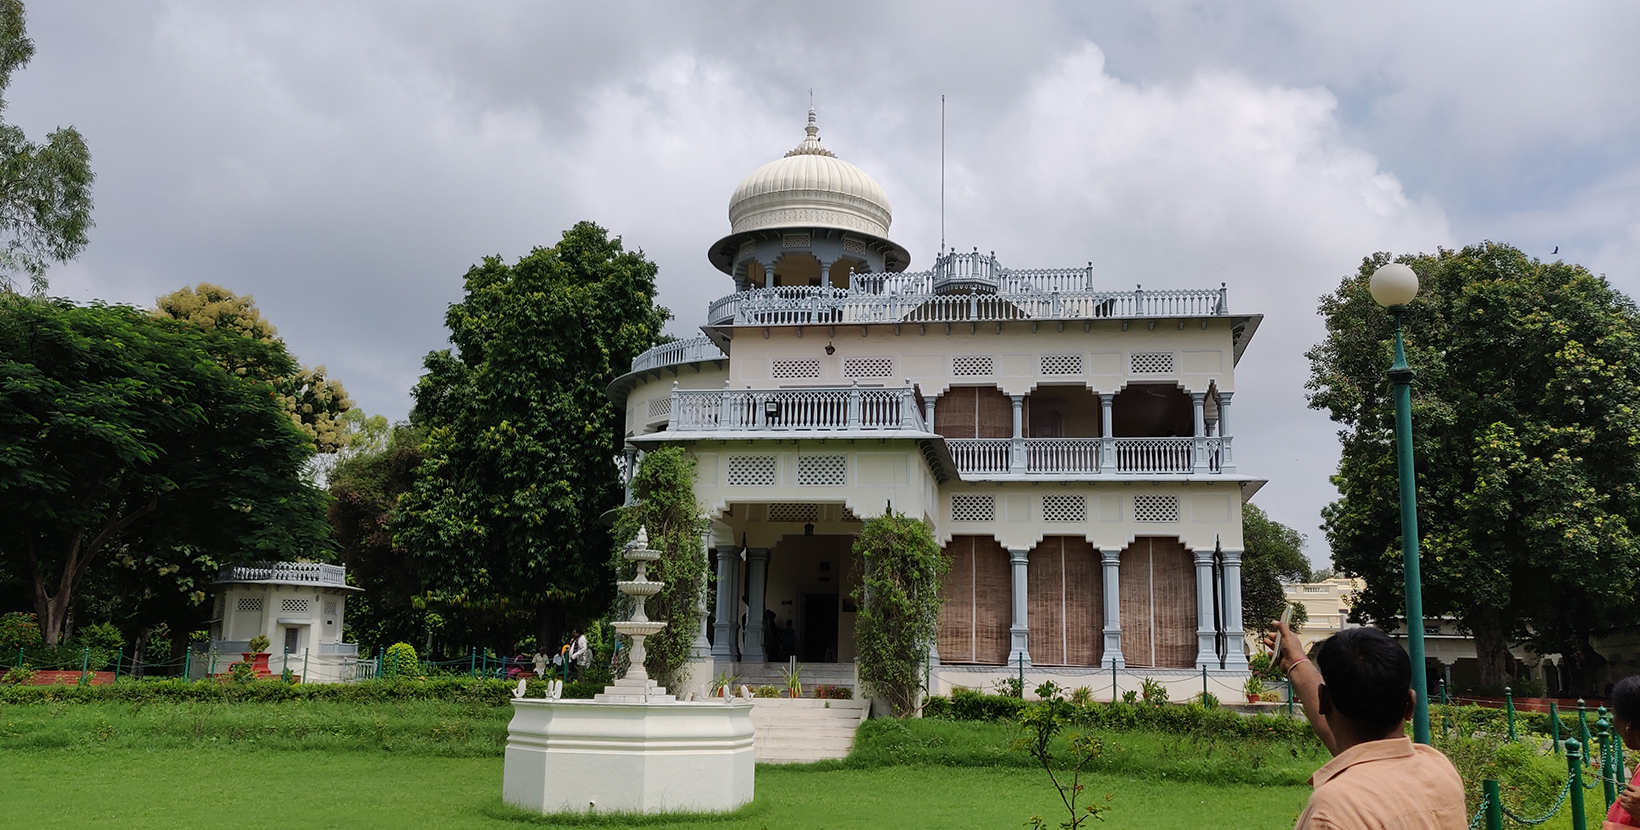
top-left (612, 447), bottom-right (707, 691)
top-left (851, 507), bottom-right (948, 716)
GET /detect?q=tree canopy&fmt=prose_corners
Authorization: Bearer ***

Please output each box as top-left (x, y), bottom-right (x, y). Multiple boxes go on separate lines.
top-left (613, 447), bottom-right (706, 690)
top-left (1307, 242), bottom-right (1640, 690)
top-left (395, 221), bottom-right (669, 647)
top-left (1240, 503), bottom-right (1312, 634)
top-left (0, 295), bottom-right (332, 644)
top-left (0, 0), bottom-right (93, 295)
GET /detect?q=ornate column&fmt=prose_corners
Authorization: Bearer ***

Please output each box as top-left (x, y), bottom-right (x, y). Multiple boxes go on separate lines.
top-left (711, 546), bottom-right (740, 662)
top-left (1099, 393), bottom-right (1116, 473)
top-left (1193, 548), bottom-right (1216, 669)
top-left (1222, 548), bottom-right (1248, 670)
top-left (1100, 549), bottom-right (1123, 668)
top-left (1216, 391), bottom-right (1235, 473)
top-left (1191, 392), bottom-right (1208, 474)
top-left (924, 396), bottom-right (937, 431)
top-left (622, 448), bottom-right (638, 506)
top-left (743, 548), bottom-right (770, 663)
top-left (1008, 548), bottom-right (1031, 667)
top-left (1010, 395), bottom-right (1026, 474)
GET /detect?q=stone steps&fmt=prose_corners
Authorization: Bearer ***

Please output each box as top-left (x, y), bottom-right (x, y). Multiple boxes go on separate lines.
top-left (732, 662), bottom-right (856, 690)
top-left (749, 698), bottom-right (869, 764)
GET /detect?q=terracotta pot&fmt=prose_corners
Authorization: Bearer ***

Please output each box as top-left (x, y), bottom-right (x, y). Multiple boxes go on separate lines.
top-left (1246, 694), bottom-right (1260, 703)
top-left (242, 652), bottom-right (271, 673)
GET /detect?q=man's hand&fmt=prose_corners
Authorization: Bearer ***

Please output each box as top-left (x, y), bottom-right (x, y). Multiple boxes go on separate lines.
top-left (1619, 782), bottom-right (1639, 818)
top-left (1262, 622), bottom-right (1306, 673)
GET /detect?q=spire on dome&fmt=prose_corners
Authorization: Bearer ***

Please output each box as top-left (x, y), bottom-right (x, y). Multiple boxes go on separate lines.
top-left (785, 107), bottom-right (835, 158)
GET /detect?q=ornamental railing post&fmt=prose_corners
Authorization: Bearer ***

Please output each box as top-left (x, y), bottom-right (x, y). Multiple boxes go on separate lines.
top-left (1482, 779), bottom-right (1502, 830)
top-left (847, 381), bottom-right (862, 428)
top-left (1599, 707), bottom-right (1617, 809)
top-left (1568, 737), bottom-right (1589, 830)
top-left (719, 382), bottom-right (735, 430)
top-left (1505, 686), bottom-right (1516, 741)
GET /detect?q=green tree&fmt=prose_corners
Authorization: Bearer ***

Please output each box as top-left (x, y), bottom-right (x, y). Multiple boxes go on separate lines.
top-left (852, 507), bottom-right (948, 717)
top-left (1307, 243), bottom-right (1640, 690)
top-left (153, 284), bottom-right (352, 453)
top-left (613, 447), bottom-right (707, 690)
top-left (396, 222), bottom-right (668, 649)
top-left (0, 295), bottom-right (332, 645)
top-left (0, 1), bottom-right (93, 295)
top-left (326, 421), bottom-right (432, 651)
top-left (1241, 503), bottom-right (1312, 634)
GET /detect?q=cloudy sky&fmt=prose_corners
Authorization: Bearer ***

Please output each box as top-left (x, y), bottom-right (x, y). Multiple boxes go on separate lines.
top-left (18, 2), bottom-right (1640, 565)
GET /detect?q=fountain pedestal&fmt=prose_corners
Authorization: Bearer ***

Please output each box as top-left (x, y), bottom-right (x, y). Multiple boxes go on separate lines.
top-left (502, 528), bottom-right (756, 815)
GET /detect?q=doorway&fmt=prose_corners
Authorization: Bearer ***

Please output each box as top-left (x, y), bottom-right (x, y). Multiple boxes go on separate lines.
top-left (802, 593), bottom-right (839, 663)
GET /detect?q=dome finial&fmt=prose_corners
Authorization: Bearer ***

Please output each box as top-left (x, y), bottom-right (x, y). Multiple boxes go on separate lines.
top-left (806, 106), bottom-right (818, 139)
top-left (786, 100), bottom-right (834, 158)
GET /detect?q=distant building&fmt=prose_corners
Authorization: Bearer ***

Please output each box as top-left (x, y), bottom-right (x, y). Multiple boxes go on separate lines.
top-left (1281, 576), bottom-right (1362, 653)
top-left (191, 562), bottom-right (367, 683)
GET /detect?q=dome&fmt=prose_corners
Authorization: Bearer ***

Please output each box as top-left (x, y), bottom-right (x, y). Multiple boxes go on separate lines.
top-left (727, 110), bottom-right (893, 238)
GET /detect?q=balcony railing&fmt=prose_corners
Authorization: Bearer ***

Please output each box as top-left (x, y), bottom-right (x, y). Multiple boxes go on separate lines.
top-left (946, 436), bottom-right (1232, 477)
top-left (219, 562), bottom-right (347, 586)
top-left (629, 337), bottom-right (726, 374)
top-left (706, 285), bottom-right (1228, 327)
top-left (668, 385), bottom-right (927, 433)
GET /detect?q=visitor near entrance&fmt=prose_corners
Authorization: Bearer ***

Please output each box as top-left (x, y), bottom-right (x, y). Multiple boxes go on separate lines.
top-left (567, 629), bottom-right (589, 681)
top-left (1268, 622), bottom-right (1466, 829)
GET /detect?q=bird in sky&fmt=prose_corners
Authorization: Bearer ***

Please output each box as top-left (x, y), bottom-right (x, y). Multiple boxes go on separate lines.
top-left (1553, 246), bottom-right (1560, 255)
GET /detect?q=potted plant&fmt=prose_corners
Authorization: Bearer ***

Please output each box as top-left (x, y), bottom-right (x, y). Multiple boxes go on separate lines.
top-left (243, 634), bottom-right (271, 676)
top-left (1243, 675), bottom-right (1264, 703)
top-left (780, 663), bottom-right (803, 698)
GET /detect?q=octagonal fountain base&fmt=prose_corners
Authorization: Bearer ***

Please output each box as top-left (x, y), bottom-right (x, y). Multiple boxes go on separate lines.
top-left (502, 697), bottom-right (756, 815)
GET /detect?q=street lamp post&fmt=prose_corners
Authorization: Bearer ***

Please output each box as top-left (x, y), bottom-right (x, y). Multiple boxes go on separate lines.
top-left (1371, 262), bottom-right (1431, 745)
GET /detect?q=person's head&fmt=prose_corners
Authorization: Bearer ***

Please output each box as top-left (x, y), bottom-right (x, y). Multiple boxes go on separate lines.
top-left (1315, 627), bottom-right (1414, 742)
top-left (1610, 675), bottom-right (1640, 751)
top-left (785, 619), bottom-right (794, 629)
top-left (572, 628), bottom-right (582, 638)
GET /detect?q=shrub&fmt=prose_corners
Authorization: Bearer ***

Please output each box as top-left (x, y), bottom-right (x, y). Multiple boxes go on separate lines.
top-left (247, 634), bottom-right (271, 655)
top-left (754, 685), bottom-right (781, 698)
top-left (0, 612), bottom-right (42, 654)
top-left (1248, 652), bottom-right (1282, 682)
top-left (1069, 686), bottom-right (1094, 706)
top-left (923, 688), bottom-right (1318, 745)
top-left (1, 666), bottom-right (36, 685)
top-left (79, 622), bottom-right (125, 652)
top-left (1139, 677), bottom-right (1167, 706)
top-left (383, 642), bottom-right (418, 677)
top-left (925, 688), bottom-right (1027, 722)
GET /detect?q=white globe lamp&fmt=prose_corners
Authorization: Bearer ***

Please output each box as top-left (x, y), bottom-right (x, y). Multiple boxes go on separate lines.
top-left (1370, 263), bottom-right (1420, 308)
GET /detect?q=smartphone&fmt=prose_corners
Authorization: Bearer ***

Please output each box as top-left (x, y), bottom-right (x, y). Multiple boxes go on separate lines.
top-left (1273, 604), bottom-right (1294, 671)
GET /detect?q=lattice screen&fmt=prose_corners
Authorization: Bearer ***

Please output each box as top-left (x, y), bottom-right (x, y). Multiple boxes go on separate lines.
top-left (236, 597), bottom-right (263, 613)
top-left (647, 397), bottom-right (672, 418)
top-left (726, 456), bottom-right (777, 486)
top-left (737, 241), bottom-right (756, 260)
top-left (767, 503), bottom-right (819, 523)
top-left (782, 233), bottom-right (811, 248)
top-left (1042, 494), bottom-right (1088, 523)
top-left (841, 506), bottom-right (861, 522)
top-left (1133, 495), bottom-right (1180, 523)
top-left (950, 494), bottom-right (995, 522)
top-left (771, 359), bottom-right (821, 379)
top-left (1040, 354), bottom-right (1083, 375)
top-left (323, 600), bottom-right (338, 616)
top-left (842, 237), bottom-right (867, 254)
top-left (952, 355), bottom-right (995, 376)
top-left (796, 455), bottom-right (847, 486)
top-left (1129, 352), bottom-right (1175, 374)
top-left (280, 598), bottom-right (310, 613)
top-left (843, 357), bottom-right (894, 378)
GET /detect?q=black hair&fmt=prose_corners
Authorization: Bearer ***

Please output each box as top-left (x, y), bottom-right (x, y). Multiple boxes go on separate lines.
top-left (1612, 676), bottom-right (1640, 726)
top-left (1315, 627), bottom-right (1412, 732)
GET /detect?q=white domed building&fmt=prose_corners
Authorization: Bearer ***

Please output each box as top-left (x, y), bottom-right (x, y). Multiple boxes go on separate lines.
top-left (610, 110), bottom-right (1267, 703)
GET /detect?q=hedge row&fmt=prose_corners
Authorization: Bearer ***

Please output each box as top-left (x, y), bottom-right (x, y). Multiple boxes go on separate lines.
top-left (925, 688), bottom-right (1316, 742)
top-left (0, 676), bottom-right (607, 706)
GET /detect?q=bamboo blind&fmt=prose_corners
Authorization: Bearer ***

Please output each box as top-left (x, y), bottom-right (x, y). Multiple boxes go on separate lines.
top-left (1027, 536), bottom-right (1101, 666)
top-left (937, 535), bottom-right (1010, 664)
top-left (1118, 537), bottom-right (1197, 668)
top-left (934, 387), bottom-right (1013, 439)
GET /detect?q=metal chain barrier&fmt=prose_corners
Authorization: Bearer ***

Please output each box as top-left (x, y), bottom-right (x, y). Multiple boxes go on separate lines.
top-left (1497, 777), bottom-right (1572, 826)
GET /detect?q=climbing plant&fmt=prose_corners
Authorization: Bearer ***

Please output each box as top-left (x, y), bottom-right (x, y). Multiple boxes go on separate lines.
top-left (613, 447), bottom-right (707, 691)
top-left (851, 507), bottom-right (947, 716)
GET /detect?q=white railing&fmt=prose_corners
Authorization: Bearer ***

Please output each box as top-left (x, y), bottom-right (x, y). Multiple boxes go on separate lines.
top-left (947, 439), bottom-right (1013, 475)
top-left (1114, 438), bottom-right (1195, 474)
top-left (629, 337), bottom-right (726, 374)
top-left (668, 385), bottom-right (926, 432)
top-left (1026, 438), bottom-right (1102, 474)
top-left (220, 562), bottom-right (347, 586)
top-left (706, 285), bottom-right (1228, 326)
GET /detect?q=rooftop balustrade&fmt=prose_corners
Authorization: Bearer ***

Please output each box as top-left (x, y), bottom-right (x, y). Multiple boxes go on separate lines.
top-left (218, 562), bottom-right (348, 587)
top-left (706, 284), bottom-right (1228, 327)
top-left (629, 337), bottom-right (726, 374)
top-left (667, 384), bottom-right (928, 433)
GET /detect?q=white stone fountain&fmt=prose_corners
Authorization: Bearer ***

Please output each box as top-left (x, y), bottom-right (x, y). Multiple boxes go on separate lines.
top-left (502, 528), bottom-right (755, 815)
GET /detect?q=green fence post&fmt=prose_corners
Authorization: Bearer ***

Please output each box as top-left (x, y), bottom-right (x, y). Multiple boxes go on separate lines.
top-left (1202, 666), bottom-right (1207, 704)
top-left (1598, 708), bottom-right (1617, 809)
top-left (1552, 701), bottom-right (1562, 754)
top-left (1580, 698), bottom-right (1591, 750)
top-left (302, 649), bottom-right (309, 684)
top-left (1482, 779), bottom-right (1503, 830)
top-left (114, 648), bottom-right (123, 681)
top-left (183, 649), bottom-right (192, 681)
top-left (1568, 737), bottom-right (1588, 830)
top-left (77, 646), bottom-right (90, 686)
top-left (1017, 652), bottom-right (1024, 699)
top-left (1287, 678), bottom-right (1294, 717)
top-left (1505, 686), bottom-right (1516, 741)
top-left (1441, 677), bottom-right (1448, 706)
top-left (374, 654), bottom-right (381, 679)
top-left (1111, 661), bottom-right (1118, 702)
top-left (469, 647), bottom-right (477, 679)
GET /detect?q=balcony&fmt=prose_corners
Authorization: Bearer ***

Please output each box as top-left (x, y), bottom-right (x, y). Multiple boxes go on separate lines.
top-left (668, 385), bottom-right (928, 433)
top-left (706, 282), bottom-right (1228, 327)
top-left (946, 436), bottom-right (1232, 478)
top-left (217, 562), bottom-right (349, 587)
top-left (629, 337), bottom-right (726, 374)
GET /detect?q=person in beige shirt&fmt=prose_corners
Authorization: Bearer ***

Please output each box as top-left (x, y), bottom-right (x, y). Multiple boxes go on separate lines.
top-left (1266, 623), bottom-right (1467, 829)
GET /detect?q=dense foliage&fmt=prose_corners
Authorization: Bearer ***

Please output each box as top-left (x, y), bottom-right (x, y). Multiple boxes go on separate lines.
top-left (396, 222), bottom-right (668, 648)
top-left (851, 508), bottom-right (948, 716)
top-left (925, 688), bottom-right (1317, 743)
top-left (1308, 243), bottom-right (1640, 690)
top-left (612, 447), bottom-right (706, 690)
top-left (0, 0), bottom-right (94, 295)
top-left (1240, 503), bottom-right (1312, 634)
top-left (0, 296), bottom-right (332, 646)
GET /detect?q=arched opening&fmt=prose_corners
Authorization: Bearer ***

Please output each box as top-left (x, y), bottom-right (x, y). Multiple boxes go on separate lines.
top-left (1027, 536), bottom-right (1102, 667)
top-left (1024, 386), bottom-right (1101, 438)
top-left (827, 258), bottom-right (864, 290)
top-left (744, 260), bottom-right (767, 289)
top-left (1119, 537), bottom-right (1196, 668)
top-left (1111, 383), bottom-right (1192, 437)
top-left (937, 535), bottom-right (1010, 665)
top-left (772, 253), bottom-right (822, 288)
top-left (934, 386), bottom-right (1012, 438)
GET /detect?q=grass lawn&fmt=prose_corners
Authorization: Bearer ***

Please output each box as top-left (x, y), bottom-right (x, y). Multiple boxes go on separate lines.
top-left (0, 747), bottom-right (1315, 829)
